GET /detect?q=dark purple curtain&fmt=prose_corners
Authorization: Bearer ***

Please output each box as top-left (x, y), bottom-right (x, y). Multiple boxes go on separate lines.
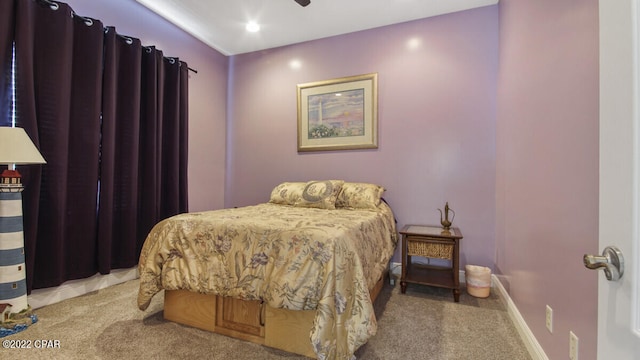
top-left (178, 61), bottom-right (189, 214)
top-left (98, 27), bottom-right (142, 272)
top-left (5, 0), bottom-right (189, 291)
top-left (0, 0), bottom-right (14, 126)
top-left (160, 57), bottom-right (189, 220)
top-left (136, 50), bottom-right (190, 256)
top-left (137, 47), bottom-right (162, 254)
top-left (14, 0), bottom-right (103, 289)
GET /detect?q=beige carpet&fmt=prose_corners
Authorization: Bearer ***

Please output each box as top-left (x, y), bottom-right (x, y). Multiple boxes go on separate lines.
top-left (3, 279), bottom-right (531, 359)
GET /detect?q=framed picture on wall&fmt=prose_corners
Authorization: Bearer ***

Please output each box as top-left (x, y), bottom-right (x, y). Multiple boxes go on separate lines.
top-left (297, 73), bottom-right (378, 152)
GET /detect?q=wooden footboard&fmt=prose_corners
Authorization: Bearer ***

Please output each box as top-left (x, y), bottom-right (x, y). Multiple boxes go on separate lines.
top-left (163, 272), bottom-right (387, 358)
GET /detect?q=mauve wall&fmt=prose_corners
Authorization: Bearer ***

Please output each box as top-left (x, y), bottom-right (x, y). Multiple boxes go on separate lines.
top-left (227, 6), bottom-right (498, 267)
top-left (63, 0), bottom-right (228, 212)
top-left (496, 1), bottom-right (599, 359)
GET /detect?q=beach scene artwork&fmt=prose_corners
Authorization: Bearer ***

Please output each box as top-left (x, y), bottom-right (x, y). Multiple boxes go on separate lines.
top-left (307, 88), bottom-right (364, 139)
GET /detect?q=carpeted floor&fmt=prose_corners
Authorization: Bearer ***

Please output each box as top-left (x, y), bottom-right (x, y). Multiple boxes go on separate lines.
top-left (2, 279), bottom-right (532, 359)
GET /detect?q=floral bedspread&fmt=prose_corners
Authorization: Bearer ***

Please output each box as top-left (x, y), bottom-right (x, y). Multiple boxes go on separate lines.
top-left (137, 202), bottom-right (397, 360)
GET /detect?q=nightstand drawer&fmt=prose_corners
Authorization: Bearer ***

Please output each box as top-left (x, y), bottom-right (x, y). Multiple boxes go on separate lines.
top-left (407, 240), bottom-right (453, 260)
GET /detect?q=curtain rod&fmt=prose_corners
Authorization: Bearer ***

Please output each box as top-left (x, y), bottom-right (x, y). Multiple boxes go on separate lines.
top-left (140, 44), bottom-right (198, 74)
top-left (113, 35), bottom-right (198, 74)
top-left (39, 0), bottom-right (198, 74)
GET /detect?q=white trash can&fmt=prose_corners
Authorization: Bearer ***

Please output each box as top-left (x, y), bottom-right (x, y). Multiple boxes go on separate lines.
top-left (465, 265), bottom-right (491, 298)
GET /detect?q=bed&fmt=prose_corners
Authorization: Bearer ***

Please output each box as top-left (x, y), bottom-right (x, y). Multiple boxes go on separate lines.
top-left (137, 180), bottom-right (397, 359)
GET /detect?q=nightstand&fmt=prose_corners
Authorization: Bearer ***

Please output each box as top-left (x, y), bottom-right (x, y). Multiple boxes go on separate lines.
top-left (399, 225), bottom-right (463, 302)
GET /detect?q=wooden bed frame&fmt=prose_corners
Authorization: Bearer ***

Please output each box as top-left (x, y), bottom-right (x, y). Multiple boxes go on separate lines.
top-left (163, 271), bottom-right (387, 358)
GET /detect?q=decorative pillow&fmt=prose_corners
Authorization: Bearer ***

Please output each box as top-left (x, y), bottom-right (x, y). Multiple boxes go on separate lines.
top-left (294, 180), bottom-right (344, 210)
top-left (269, 182), bottom-right (306, 205)
top-left (335, 182), bottom-right (385, 209)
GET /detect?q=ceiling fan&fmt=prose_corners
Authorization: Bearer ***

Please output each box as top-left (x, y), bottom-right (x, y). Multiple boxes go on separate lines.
top-left (294, 0), bottom-right (311, 7)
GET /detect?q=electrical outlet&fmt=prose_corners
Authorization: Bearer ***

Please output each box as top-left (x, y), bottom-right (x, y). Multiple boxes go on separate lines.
top-left (570, 331), bottom-right (579, 360)
top-left (546, 305), bottom-right (553, 333)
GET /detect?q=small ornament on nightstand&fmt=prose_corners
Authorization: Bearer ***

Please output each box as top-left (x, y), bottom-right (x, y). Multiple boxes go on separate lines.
top-left (438, 202), bottom-right (455, 230)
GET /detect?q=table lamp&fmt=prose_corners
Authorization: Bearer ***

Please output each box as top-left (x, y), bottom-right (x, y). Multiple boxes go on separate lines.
top-left (0, 126), bottom-right (46, 336)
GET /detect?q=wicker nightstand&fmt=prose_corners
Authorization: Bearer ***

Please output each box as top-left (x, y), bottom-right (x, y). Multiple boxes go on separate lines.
top-left (399, 225), bottom-right (463, 302)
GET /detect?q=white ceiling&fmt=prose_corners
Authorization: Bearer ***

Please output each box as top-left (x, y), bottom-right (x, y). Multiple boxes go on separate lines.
top-left (135, 0), bottom-right (498, 56)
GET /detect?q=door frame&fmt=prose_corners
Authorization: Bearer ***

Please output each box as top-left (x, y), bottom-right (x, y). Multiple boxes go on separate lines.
top-left (598, 0), bottom-right (640, 358)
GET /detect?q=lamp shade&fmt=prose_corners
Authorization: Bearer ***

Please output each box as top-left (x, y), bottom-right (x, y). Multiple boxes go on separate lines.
top-left (0, 127), bottom-right (46, 165)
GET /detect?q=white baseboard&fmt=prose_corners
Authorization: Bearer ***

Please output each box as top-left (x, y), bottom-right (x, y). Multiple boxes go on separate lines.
top-left (27, 267), bottom-right (139, 309)
top-left (390, 262), bottom-right (546, 360)
top-left (492, 275), bottom-right (548, 360)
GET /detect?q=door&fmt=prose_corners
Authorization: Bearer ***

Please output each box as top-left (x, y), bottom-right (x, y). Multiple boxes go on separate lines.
top-left (597, 0), bottom-right (640, 358)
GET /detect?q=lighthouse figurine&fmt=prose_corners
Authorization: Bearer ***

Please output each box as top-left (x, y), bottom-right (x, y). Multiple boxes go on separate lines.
top-left (0, 126), bottom-right (46, 336)
top-left (0, 169), bottom-right (37, 337)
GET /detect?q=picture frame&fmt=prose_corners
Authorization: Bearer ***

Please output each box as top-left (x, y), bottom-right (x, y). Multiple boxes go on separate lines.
top-left (297, 73), bottom-right (378, 152)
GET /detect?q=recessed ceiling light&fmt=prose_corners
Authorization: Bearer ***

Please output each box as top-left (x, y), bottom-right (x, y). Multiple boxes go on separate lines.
top-left (246, 21), bottom-right (260, 33)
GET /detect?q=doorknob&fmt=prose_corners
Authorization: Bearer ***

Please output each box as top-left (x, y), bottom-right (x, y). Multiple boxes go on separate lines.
top-left (583, 246), bottom-right (624, 281)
